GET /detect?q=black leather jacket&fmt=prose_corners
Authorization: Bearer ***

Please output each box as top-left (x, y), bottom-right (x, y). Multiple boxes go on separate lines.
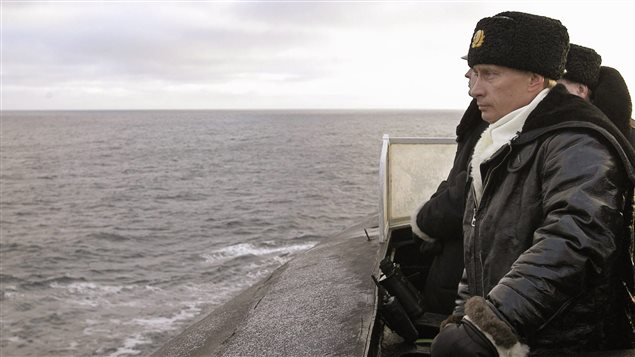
top-left (456, 85), bottom-right (635, 354)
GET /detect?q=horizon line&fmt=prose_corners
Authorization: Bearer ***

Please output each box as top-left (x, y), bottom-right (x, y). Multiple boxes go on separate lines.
top-left (1, 107), bottom-right (466, 112)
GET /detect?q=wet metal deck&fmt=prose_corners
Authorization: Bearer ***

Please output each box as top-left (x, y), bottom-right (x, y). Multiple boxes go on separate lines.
top-left (152, 215), bottom-right (385, 357)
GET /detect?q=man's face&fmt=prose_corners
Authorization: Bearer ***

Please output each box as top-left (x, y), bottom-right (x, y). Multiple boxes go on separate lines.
top-left (469, 64), bottom-right (538, 123)
top-left (465, 68), bottom-right (475, 93)
top-left (557, 78), bottom-right (590, 100)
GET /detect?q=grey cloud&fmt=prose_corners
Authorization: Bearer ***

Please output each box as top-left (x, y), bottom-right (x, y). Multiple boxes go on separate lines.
top-left (229, 2), bottom-right (476, 28)
top-left (4, 2), bottom-right (481, 90)
top-left (230, 2), bottom-right (357, 27)
top-left (3, 3), bottom-right (337, 89)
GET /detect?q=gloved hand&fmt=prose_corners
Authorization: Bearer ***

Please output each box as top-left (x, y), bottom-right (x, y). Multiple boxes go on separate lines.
top-left (411, 230), bottom-right (443, 259)
top-left (432, 297), bottom-right (530, 357)
top-left (431, 318), bottom-right (497, 357)
top-left (418, 237), bottom-right (443, 257)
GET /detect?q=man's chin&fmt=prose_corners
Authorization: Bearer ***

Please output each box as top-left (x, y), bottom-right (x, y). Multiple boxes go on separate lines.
top-left (481, 112), bottom-right (499, 124)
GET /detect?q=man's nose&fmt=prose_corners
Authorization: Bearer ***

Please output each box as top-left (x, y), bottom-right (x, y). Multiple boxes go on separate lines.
top-left (469, 77), bottom-right (482, 98)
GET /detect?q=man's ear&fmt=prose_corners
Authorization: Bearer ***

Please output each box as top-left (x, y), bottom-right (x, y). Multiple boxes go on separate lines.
top-left (528, 73), bottom-right (545, 92)
top-left (578, 83), bottom-right (591, 100)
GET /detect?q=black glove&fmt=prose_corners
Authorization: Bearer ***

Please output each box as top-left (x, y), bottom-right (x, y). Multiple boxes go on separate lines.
top-left (430, 318), bottom-right (497, 357)
top-left (418, 238), bottom-right (443, 257)
top-left (433, 297), bottom-right (529, 357)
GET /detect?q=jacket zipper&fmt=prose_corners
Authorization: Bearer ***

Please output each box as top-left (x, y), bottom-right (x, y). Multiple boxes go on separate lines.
top-left (472, 143), bottom-right (513, 222)
top-left (470, 143), bottom-right (513, 295)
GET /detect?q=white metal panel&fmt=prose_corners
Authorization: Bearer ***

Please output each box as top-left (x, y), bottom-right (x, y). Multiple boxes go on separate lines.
top-left (379, 136), bottom-right (457, 242)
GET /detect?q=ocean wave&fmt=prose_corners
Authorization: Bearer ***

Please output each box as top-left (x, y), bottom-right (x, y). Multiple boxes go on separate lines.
top-left (106, 333), bottom-right (151, 357)
top-left (0, 109), bottom-right (458, 357)
top-left (130, 303), bottom-right (201, 332)
top-left (154, 192), bottom-right (207, 202)
top-left (201, 241), bottom-right (316, 264)
top-left (49, 281), bottom-right (133, 307)
top-left (0, 273), bottom-right (23, 284)
top-left (16, 275), bottom-right (85, 290)
top-left (60, 281), bottom-right (127, 295)
top-left (88, 232), bottom-right (130, 242)
top-left (1, 286), bottom-right (19, 301)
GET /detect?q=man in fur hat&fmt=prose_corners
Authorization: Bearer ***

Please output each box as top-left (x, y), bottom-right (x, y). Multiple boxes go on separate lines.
top-left (558, 44), bottom-right (602, 101)
top-left (558, 43), bottom-right (634, 147)
top-left (431, 11), bottom-right (635, 356)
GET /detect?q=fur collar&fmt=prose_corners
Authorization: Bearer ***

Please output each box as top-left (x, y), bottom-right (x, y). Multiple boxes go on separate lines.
top-left (517, 84), bottom-right (635, 182)
top-left (456, 99), bottom-right (483, 143)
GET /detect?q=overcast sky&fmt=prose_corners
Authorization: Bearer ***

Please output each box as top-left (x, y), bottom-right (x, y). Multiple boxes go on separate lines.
top-left (2, 1), bottom-right (633, 110)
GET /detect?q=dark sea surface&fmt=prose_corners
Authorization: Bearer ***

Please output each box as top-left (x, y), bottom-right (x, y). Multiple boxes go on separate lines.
top-left (0, 109), bottom-right (461, 356)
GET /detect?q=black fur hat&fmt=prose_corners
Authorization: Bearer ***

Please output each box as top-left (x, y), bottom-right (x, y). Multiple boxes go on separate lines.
top-left (563, 44), bottom-right (602, 89)
top-left (467, 11), bottom-right (569, 79)
top-left (592, 66), bottom-right (633, 137)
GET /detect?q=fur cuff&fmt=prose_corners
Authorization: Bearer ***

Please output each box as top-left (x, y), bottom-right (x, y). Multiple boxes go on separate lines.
top-left (440, 314), bottom-right (463, 329)
top-left (465, 296), bottom-right (529, 357)
top-left (410, 200), bottom-right (435, 243)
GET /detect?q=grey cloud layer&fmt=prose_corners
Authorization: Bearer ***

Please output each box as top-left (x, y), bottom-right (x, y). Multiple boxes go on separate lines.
top-left (3, 3), bottom-right (344, 89)
top-left (3, 2), bottom-right (475, 88)
top-left (4, 2), bottom-right (631, 110)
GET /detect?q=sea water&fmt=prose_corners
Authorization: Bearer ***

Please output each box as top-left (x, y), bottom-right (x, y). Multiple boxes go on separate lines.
top-left (0, 109), bottom-right (461, 356)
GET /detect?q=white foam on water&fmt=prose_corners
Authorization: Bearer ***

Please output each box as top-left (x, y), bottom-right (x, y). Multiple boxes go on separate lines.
top-left (107, 333), bottom-right (150, 357)
top-left (129, 304), bottom-right (201, 332)
top-left (50, 281), bottom-right (135, 308)
top-left (66, 341), bottom-right (79, 352)
top-left (6, 335), bottom-right (24, 344)
top-left (2, 288), bottom-right (20, 299)
top-left (143, 284), bottom-right (161, 292)
top-left (201, 241), bottom-right (317, 263)
top-left (50, 281), bottom-right (128, 296)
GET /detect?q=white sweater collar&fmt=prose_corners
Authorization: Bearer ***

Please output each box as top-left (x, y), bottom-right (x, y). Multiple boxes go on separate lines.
top-left (470, 88), bottom-right (550, 203)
